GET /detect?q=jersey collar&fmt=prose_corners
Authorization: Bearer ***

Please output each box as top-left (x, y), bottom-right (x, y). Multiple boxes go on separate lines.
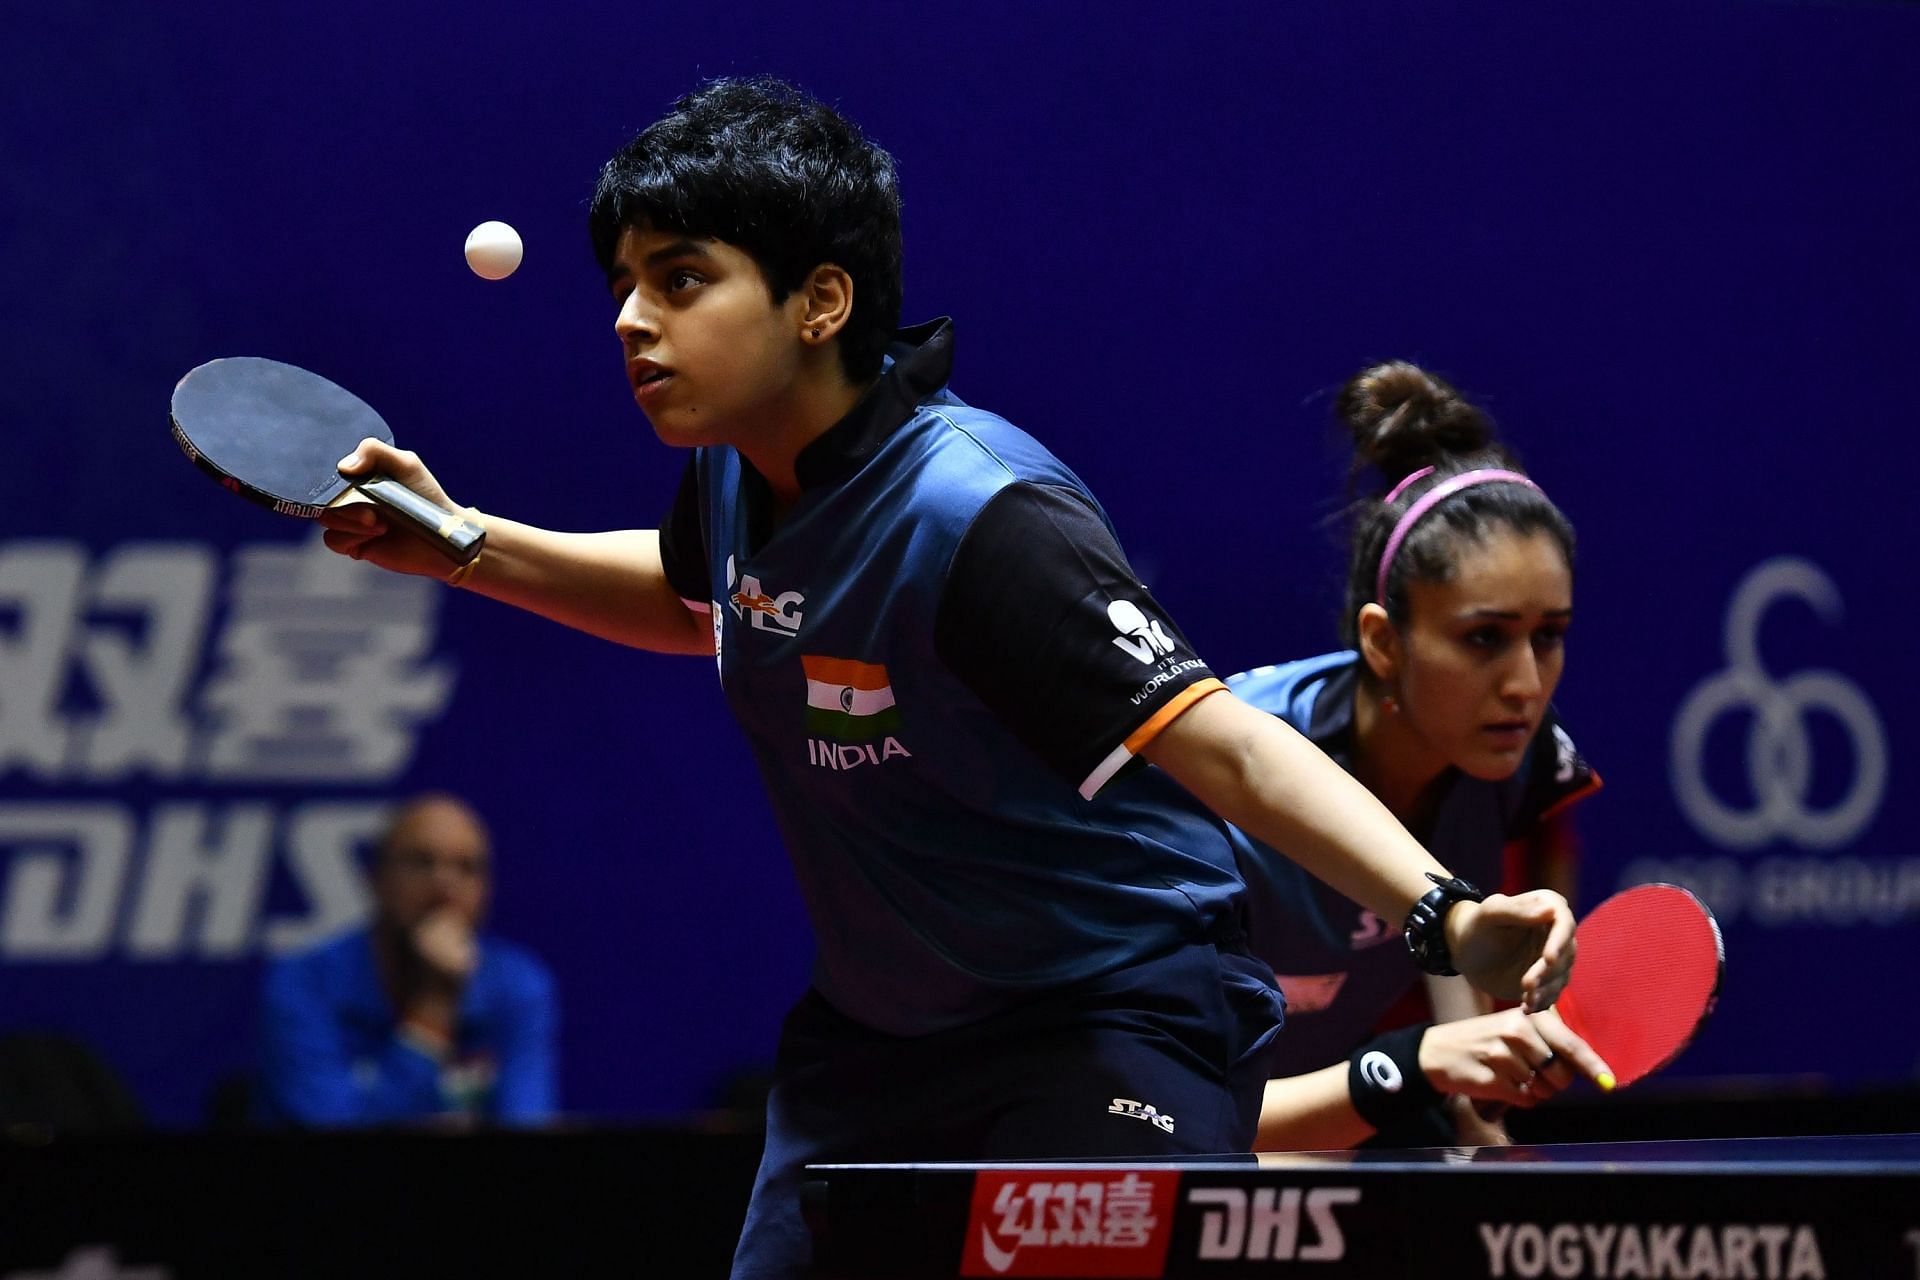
top-left (793, 317), bottom-right (955, 491)
top-left (1307, 660), bottom-right (1360, 766)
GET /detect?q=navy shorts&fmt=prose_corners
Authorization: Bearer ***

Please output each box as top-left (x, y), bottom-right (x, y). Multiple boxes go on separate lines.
top-left (730, 938), bottom-right (1285, 1279)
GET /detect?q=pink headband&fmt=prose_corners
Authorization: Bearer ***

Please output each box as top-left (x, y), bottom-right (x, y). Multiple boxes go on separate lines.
top-left (1375, 468), bottom-right (1543, 604)
top-left (1381, 466), bottom-right (1435, 505)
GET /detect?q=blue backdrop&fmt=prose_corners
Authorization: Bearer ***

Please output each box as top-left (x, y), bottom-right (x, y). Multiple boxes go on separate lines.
top-left (3, 1), bottom-right (1914, 1126)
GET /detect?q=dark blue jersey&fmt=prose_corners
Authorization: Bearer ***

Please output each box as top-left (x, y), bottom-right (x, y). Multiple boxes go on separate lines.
top-left (660, 320), bottom-right (1258, 1035)
top-left (1226, 652), bottom-right (1600, 1073)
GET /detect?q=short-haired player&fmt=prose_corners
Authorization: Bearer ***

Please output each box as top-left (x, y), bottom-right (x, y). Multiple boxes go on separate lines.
top-left (320, 85), bottom-right (1578, 1277)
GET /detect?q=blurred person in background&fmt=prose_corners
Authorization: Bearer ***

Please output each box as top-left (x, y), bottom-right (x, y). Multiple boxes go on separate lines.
top-left (254, 793), bottom-right (557, 1126)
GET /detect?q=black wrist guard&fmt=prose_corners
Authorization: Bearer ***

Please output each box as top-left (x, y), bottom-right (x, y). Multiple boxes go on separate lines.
top-left (1403, 872), bottom-right (1485, 976)
top-left (1347, 1023), bottom-right (1443, 1140)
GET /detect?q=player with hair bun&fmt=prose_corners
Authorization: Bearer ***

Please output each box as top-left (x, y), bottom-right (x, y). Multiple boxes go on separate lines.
top-left (1236, 361), bottom-right (1612, 1150)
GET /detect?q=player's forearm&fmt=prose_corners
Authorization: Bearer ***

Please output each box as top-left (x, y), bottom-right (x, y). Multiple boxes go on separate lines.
top-left (1144, 692), bottom-right (1449, 923)
top-left (457, 519), bottom-right (712, 655)
top-left (1424, 973), bottom-right (1494, 1024)
top-left (1254, 1065), bottom-right (1375, 1152)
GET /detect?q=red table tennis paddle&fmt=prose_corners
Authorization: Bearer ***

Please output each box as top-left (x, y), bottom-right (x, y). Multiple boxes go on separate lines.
top-left (1554, 882), bottom-right (1724, 1089)
top-left (171, 356), bottom-right (484, 564)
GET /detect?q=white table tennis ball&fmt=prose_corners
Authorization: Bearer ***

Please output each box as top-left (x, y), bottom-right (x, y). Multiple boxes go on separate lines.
top-left (464, 220), bottom-right (523, 280)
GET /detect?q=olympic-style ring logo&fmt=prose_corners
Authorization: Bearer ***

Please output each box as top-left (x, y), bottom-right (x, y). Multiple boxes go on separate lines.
top-left (1670, 558), bottom-right (1887, 850)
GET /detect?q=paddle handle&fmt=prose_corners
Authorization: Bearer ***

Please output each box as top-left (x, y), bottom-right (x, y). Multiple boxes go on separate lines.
top-left (356, 474), bottom-right (486, 564)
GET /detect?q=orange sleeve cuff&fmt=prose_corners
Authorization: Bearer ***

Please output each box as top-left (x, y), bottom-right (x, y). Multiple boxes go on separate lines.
top-left (1123, 678), bottom-right (1227, 755)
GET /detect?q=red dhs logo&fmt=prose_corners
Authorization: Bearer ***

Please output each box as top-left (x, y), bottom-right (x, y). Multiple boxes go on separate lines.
top-left (962, 1170), bottom-right (1177, 1277)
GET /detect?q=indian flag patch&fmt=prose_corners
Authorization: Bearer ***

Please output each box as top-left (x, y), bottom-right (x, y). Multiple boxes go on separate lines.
top-left (802, 656), bottom-right (901, 741)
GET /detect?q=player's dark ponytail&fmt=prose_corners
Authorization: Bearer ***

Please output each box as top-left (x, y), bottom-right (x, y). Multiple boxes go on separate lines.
top-left (1337, 361), bottom-right (1575, 648)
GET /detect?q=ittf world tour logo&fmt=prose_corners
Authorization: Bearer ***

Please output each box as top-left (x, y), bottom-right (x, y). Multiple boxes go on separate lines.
top-left (803, 656), bottom-right (912, 770)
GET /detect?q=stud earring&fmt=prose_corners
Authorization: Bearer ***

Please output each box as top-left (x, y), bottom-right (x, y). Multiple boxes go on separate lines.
top-left (810, 327), bottom-right (821, 339)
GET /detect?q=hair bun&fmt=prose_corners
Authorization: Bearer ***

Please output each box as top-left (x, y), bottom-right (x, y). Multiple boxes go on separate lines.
top-left (1336, 360), bottom-right (1495, 487)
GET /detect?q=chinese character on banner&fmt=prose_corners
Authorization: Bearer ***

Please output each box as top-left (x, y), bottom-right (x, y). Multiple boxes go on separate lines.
top-left (1099, 1173), bottom-right (1162, 1249)
top-left (200, 536), bottom-right (453, 781)
top-left (0, 541), bottom-right (217, 783)
top-left (962, 1169), bottom-right (1177, 1278)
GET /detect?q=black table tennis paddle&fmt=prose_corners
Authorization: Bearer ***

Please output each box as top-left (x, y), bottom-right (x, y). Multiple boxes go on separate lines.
top-left (171, 356), bottom-right (484, 564)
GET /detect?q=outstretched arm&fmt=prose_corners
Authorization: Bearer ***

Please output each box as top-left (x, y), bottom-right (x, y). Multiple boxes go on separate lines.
top-left (318, 439), bottom-right (711, 655)
top-left (1140, 690), bottom-right (1575, 1010)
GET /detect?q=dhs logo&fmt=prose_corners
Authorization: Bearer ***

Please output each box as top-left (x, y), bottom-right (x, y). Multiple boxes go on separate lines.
top-left (1670, 558), bottom-right (1886, 850)
top-left (1189, 1185), bottom-right (1362, 1262)
top-left (725, 556), bottom-right (803, 635)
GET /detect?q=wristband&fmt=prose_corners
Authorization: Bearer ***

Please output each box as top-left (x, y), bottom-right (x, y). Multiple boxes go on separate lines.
top-left (445, 509), bottom-right (486, 588)
top-left (1347, 1024), bottom-right (1442, 1137)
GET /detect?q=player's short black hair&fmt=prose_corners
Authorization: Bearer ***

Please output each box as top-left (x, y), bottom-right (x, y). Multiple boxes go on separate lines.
top-left (1335, 361), bottom-right (1576, 648)
top-left (589, 77), bottom-right (904, 383)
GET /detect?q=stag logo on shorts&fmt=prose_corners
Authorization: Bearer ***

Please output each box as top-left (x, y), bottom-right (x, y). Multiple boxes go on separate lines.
top-left (962, 1170), bottom-right (1178, 1277)
top-left (1189, 1186), bottom-right (1361, 1262)
top-left (1107, 1097), bottom-right (1175, 1133)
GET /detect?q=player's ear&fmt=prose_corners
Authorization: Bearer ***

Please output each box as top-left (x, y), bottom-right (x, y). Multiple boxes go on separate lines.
top-left (1356, 603), bottom-right (1401, 683)
top-left (798, 264), bottom-right (854, 346)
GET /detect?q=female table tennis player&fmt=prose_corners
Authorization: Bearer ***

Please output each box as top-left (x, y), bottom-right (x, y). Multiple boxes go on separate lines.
top-left (1233, 361), bottom-right (1610, 1150)
top-left (311, 79), bottom-right (1583, 1280)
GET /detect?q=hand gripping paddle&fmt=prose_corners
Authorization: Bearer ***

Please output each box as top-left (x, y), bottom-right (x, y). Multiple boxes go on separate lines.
top-left (1554, 882), bottom-right (1724, 1088)
top-left (171, 356), bottom-right (484, 564)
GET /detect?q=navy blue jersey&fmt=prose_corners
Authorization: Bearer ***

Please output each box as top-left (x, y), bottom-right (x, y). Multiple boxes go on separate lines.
top-left (1226, 652), bottom-right (1600, 1073)
top-left (659, 320), bottom-right (1257, 1035)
